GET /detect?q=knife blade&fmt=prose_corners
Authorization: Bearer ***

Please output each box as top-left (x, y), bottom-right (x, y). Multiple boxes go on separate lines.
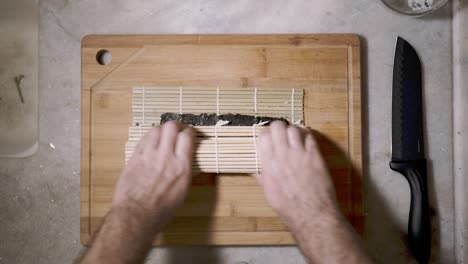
top-left (389, 37), bottom-right (431, 264)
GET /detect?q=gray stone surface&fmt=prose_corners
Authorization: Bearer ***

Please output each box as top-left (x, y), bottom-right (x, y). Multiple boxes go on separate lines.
top-left (453, 0), bottom-right (468, 263)
top-left (0, 0), bottom-right (454, 263)
top-left (0, 0), bottom-right (39, 157)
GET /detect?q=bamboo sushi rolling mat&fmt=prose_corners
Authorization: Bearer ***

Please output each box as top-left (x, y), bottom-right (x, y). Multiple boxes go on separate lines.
top-left (125, 87), bottom-right (304, 173)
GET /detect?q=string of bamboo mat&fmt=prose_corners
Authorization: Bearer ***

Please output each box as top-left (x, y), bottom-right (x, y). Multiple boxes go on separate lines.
top-left (126, 87), bottom-right (304, 173)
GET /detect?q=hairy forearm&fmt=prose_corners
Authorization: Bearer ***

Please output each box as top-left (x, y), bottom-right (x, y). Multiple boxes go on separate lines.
top-left (80, 123), bottom-right (194, 264)
top-left (81, 206), bottom-right (159, 264)
top-left (290, 209), bottom-right (372, 264)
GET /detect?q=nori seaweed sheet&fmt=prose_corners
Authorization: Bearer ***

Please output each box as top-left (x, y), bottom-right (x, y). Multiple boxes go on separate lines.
top-left (160, 113), bottom-right (289, 126)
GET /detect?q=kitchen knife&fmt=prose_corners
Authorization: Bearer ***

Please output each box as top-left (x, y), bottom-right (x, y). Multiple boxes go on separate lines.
top-left (389, 37), bottom-right (431, 263)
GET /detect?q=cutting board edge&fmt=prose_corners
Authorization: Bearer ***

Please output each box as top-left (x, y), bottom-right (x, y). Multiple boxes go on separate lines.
top-left (349, 43), bottom-right (364, 234)
top-left (81, 34), bottom-right (360, 48)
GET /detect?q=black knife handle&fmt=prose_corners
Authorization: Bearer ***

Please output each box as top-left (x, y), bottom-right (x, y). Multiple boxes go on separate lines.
top-left (390, 159), bottom-right (431, 264)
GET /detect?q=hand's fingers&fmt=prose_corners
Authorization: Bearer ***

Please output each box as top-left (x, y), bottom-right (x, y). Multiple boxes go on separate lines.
top-left (135, 127), bottom-right (159, 154)
top-left (258, 127), bottom-right (273, 161)
top-left (134, 135), bottom-right (147, 155)
top-left (259, 125), bottom-right (270, 138)
top-left (269, 121), bottom-right (289, 149)
top-left (305, 133), bottom-right (328, 168)
top-left (256, 127), bottom-right (273, 187)
top-left (164, 164), bottom-right (193, 201)
top-left (256, 128), bottom-right (273, 188)
top-left (159, 121), bottom-right (183, 153)
top-left (287, 126), bottom-right (304, 149)
top-left (305, 132), bottom-right (319, 153)
top-left (165, 176), bottom-right (191, 209)
top-left (262, 177), bottom-right (285, 210)
top-left (147, 127), bottom-right (162, 149)
top-left (259, 125), bottom-right (271, 144)
top-left (176, 126), bottom-right (195, 159)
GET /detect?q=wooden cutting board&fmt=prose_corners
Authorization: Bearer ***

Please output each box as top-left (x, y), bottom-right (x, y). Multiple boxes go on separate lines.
top-left (81, 34), bottom-right (363, 245)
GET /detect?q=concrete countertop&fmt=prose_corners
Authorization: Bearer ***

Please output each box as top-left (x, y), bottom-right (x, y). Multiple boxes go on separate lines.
top-left (454, 0), bottom-right (468, 263)
top-left (0, 0), bottom-right (453, 263)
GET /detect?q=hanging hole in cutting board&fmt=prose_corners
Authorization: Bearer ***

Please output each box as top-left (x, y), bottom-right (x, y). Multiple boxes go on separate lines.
top-left (96, 49), bottom-right (112, 65)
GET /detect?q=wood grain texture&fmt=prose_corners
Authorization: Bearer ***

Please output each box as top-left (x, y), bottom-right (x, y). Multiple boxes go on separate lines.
top-left (81, 34), bottom-right (362, 245)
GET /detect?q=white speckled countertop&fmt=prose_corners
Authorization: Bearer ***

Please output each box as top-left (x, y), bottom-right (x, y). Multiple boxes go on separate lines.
top-left (0, 1), bottom-right (454, 263)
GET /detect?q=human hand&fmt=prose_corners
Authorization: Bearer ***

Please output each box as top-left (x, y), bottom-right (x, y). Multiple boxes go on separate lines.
top-left (113, 121), bottom-right (195, 231)
top-left (256, 121), bottom-right (341, 230)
